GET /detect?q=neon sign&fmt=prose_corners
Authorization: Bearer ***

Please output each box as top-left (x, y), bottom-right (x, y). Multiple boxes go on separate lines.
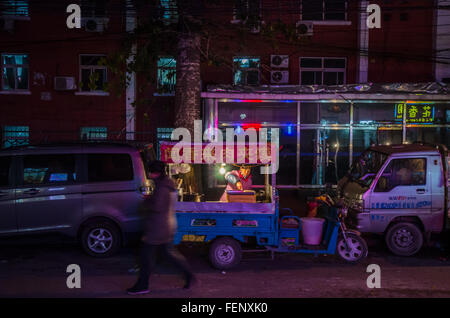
top-left (395, 102), bottom-right (435, 123)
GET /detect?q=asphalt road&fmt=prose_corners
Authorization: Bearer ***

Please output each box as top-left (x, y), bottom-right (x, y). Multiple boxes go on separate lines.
top-left (0, 234), bottom-right (450, 298)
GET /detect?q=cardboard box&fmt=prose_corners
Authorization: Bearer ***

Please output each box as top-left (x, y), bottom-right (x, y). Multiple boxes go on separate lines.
top-left (226, 190), bottom-right (256, 203)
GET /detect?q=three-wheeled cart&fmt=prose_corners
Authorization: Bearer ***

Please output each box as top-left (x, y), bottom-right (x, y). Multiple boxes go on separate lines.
top-left (160, 142), bottom-right (368, 269)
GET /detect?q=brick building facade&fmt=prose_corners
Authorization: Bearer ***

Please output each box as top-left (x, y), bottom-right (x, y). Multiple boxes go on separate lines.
top-left (1, 1), bottom-right (448, 187)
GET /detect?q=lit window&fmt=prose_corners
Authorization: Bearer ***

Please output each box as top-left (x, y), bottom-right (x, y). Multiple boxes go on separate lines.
top-left (80, 127), bottom-right (107, 141)
top-left (302, 0), bottom-right (347, 21)
top-left (157, 127), bottom-right (174, 159)
top-left (157, 127), bottom-right (174, 140)
top-left (0, 0), bottom-right (29, 17)
top-left (1, 53), bottom-right (29, 90)
top-left (157, 57), bottom-right (176, 94)
top-left (2, 125), bottom-right (29, 148)
top-left (79, 55), bottom-right (107, 92)
top-left (300, 57), bottom-right (346, 85)
top-left (159, 0), bottom-right (178, 25)
top-left (233, 57), bottom-right (260, 86)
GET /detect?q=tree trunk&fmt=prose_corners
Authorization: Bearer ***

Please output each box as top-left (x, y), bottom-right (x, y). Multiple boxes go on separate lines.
top-left (174, 32), bottom-right (201, 131)
top-left (174, 31), bottom-right (202, 194)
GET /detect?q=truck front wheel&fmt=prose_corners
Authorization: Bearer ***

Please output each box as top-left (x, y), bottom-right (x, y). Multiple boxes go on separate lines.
top-left (209, 237), bottom-right (242, 269)
top-left (385, 222), bottom-right (423, 256)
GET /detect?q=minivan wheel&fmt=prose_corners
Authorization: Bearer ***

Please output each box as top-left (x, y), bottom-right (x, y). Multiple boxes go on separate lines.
top-left (81, 221), bottom-right (121, 257)
top-left (385, 222), bottom-right (423, 256)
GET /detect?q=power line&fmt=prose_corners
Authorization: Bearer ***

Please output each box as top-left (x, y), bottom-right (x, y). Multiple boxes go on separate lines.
top-left (1, 0), bottom-right (450, 67)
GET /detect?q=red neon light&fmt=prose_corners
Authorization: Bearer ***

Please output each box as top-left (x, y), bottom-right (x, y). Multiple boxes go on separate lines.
top-left (242, 123), bottom-right (262, 130)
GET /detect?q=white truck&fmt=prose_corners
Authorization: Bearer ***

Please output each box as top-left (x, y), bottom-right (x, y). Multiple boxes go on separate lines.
top-left (339, 143), bottom-right (449, 256)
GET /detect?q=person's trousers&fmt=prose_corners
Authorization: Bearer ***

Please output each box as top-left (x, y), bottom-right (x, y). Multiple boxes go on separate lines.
top-left (135, 242), bottom-right (193, 288)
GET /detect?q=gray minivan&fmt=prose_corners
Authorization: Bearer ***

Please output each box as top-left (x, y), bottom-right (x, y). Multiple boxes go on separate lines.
top-left (0, 143), bottom-right (152, 257)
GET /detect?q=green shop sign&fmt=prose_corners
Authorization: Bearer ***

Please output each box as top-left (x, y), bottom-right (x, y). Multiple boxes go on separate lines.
top-left (395, 103), bottom-right (435, 123)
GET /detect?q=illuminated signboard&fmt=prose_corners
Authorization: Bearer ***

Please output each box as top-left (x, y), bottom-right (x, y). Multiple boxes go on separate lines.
top-left (395, 103), bottom-right (435, 123)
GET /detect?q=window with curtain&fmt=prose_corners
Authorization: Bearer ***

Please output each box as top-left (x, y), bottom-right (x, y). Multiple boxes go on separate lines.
top-left (80, 55), bottom-right (107, 92)
top-left (159, 0), bottom-right (178, 25)
top-left (0, 0), bottom-right (29, 17)
top-left (1, 54), bottom-right (29, 90)
top-left (2, 125), bottom-right (29, 148)
top-left (80, 127), bottom-right (108, 141)
top-left (157, 57), bottom-right (176, 94)
top-left (233, 57), bottom-right (260, 86)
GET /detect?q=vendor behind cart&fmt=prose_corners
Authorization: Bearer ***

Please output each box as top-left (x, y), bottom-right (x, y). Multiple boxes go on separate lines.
top-left (219, 164), bottom-right (253, 201)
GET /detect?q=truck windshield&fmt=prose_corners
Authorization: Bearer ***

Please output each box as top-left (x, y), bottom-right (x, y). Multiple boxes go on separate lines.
top-left (349, 150), bottom-right (388, 185)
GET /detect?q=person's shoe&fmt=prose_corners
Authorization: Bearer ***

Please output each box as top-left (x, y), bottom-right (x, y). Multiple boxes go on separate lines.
top-left (183, 275), bottom-right (199, 290)
top-left (127, 285), bottom-right (149, 295)
top-left (128, 265), bottom-right (140, 273)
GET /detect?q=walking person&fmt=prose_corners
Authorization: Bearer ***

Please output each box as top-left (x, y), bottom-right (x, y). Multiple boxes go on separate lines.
top-left (127, 160), bottom-right (197, 295)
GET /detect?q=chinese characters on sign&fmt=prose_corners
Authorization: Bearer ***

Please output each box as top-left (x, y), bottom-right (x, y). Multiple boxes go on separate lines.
top-left (395, 103), bottom-right (435, 123)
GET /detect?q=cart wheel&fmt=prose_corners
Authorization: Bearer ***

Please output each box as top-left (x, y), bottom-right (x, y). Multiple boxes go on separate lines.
top-left (209, 237), bottom-right (242, 269)
top-left (336, 232), bottom-right (368, 263)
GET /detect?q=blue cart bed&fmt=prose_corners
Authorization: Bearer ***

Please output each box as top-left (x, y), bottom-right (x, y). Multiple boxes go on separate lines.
top-left (173, 201), bottom-right (278, 246)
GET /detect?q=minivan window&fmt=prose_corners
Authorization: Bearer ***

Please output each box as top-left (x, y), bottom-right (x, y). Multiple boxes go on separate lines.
top-left (87, 154), bottom-right (133, 182)
top-left (0, 156), bottom-right (11, 187)
top-left (23, 154), bottom-right (76, 185)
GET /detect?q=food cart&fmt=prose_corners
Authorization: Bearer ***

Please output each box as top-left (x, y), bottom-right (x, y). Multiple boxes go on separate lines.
top-left (160, 141), bottom-right (368, 269)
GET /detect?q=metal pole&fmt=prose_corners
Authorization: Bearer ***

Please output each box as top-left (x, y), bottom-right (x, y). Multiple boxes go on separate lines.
top-left (297, 101), bottom-right (301, 187)
top-left (402, 103), bottom-right (407, 144)
top-left (349, 101), bottom-right (354, 167)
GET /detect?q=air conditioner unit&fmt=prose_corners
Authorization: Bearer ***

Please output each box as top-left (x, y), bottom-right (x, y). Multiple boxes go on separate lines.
top-left (54, 77), bottom-right (77, 91)
top-left (82, 17), bottom-right (108, 32)
top-left (296, 21), bottom-right (313, 36)
top-left (0, 17), bottom-right (15, 32)
top-left (271, 70), bottom-right (289, 84)
top-left (271, 55), bottom-right (289, 68)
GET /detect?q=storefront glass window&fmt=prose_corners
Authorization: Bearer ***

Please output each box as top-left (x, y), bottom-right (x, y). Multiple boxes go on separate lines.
top-left (299, 129), bottom-right (349, 185)
top-left (377, 128), bottom-right (403, 145)
top-left (320, 103), bottom-right (349, 125)
top-left (354, 103), bottom-right (398, 124)
top-left (300, 129), bottom-right (318, 184)
top-left (277, 129), bottom-right (297, 185)
top-left (405, 104), bottom-right (449, 147)
top-left (353, 129), bottom-right (377, 157)
top-left (300, 102), bottom-right (318, 124)
top-left (300, 102), bottom-right (349, 124)
top-left (406, 127), bottom-right (449, 147)
top-left (322, 129), bottom-right (349, 184)
top-left (218, 102), bottom-right (296, 124)
top-left (205, 98), bottom-right (450, 187)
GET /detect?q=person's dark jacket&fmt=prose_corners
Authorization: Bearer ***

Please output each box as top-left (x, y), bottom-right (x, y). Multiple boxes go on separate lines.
top-left (141, 175), bottom-right (178, 245)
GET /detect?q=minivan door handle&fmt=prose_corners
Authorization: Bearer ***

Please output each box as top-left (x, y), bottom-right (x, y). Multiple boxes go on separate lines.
top-left (23, 188), bottom-right (40, 195)
top-left (416, 188), bottom-right (426, 194)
